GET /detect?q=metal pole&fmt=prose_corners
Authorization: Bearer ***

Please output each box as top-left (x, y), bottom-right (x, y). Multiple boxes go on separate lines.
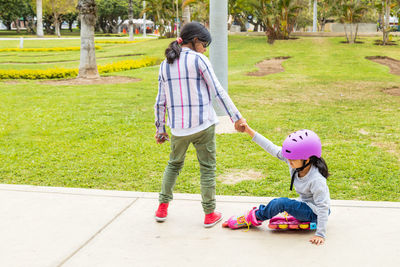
top-left (209, 0), bottom-right (228, 115)
top-left (176, 0), bottom-right (180, 37)
top-left (143, 1), bottom-right (146, 37)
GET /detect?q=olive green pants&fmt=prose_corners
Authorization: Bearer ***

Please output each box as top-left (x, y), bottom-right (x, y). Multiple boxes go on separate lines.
top-left (159, 125), bottom-right (216, 214)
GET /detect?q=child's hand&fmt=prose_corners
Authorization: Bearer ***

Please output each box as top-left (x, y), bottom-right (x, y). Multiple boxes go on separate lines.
top-left (155, 132), bottom-right (169, 144)
top-left (309, 235), bottom-right (325, 245)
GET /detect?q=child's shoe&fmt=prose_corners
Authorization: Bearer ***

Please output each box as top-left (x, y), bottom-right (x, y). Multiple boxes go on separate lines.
top-left (204, 211), bottom-right (222, 228)
top-left (155, 203), bottom-right (169, 222)
top-left (224, 207), bottom-right (263, 229)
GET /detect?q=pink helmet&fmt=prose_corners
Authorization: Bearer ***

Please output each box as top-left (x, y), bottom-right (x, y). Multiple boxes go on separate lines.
top-left (282, 130), bottom-right (321, 160)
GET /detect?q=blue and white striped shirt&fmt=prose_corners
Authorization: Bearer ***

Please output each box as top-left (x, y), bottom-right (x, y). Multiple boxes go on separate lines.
top-left (155, 47), bottom-right (242, 134)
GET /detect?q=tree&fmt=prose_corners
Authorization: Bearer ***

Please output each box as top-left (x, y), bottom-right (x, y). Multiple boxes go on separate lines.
top-left (43, 0), bottom-right (77, 37)
top-left (97, 0), bottom-right (129, 33)
top-left (182, 2), bottom-right (191, 25)
top-left (251, 0), bottom-right (303, 44)
top-left (143, 0), bottom-right (174, 37)
top-left (228, 0), bottom-right (253, 31)
top-left (0, 0), bottom-right (33, 31)
top-left (376, 0), bottom-right (400, 45)
top-left (182, 0), bottom-right (209, 26)
top-left (316, 0), bottom-right (337, 32)
top-left (77, 0), bottom-right (99, 78)
top-left (335, 0), bottom-right (368, 44)
top-left (62, 11), bottom-right (78, 32)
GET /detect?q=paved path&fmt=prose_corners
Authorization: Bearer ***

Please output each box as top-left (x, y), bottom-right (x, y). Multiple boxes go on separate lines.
top-left (0, 184), bottom-right (399, 267)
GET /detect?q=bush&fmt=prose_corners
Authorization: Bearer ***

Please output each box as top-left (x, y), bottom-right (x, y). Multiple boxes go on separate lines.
top-left (0, 46), bottom-right (102, 52)
top-left (0, 57), bottom-right (160, 80)
top-left (95, 40), bottom-right (143, 44)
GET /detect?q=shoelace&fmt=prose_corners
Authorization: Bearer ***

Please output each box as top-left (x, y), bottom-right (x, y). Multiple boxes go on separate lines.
top-left (283, 211), bottom-right (289, 222)
top-left (237, 215), bottom-right (251, 232)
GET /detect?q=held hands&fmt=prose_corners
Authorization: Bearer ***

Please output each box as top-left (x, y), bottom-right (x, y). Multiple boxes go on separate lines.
top-left (309, 235), bottom-right (325, 246)
top-left (155, 132), bottom-right (169, 144)
top-left (234, 118), bottom-right (246, 132)
top-left (237, 120), bottom-right (256, 138)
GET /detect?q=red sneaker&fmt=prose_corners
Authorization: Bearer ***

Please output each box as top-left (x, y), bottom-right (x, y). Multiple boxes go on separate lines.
top-left (155, 203), bottom-right (169, 222)
top-left (204, 211), bottom-right (222, 228)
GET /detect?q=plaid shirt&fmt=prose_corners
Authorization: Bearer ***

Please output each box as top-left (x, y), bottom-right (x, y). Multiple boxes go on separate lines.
top-left (155, 47), bottom-right (242, 133)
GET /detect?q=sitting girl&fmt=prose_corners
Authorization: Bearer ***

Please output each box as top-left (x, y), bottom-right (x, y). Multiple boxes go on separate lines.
top-left (225, 122), bottom-right (330, 245)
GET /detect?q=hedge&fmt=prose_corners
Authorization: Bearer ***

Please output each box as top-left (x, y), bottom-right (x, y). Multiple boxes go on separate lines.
top-left (0, 46), bottom-right (102, 52)
top-left (0, 57), bottom-right (160, 80)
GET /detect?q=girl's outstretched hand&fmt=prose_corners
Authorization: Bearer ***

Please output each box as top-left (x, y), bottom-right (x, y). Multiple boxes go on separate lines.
top-left (309, 235), bottom-right (325, 245)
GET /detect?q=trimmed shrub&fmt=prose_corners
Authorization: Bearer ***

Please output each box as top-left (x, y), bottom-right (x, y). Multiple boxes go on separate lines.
top-left (0, 57), bottom-right (160, 80)
top-left (0, 46), bottom-right (101, 52)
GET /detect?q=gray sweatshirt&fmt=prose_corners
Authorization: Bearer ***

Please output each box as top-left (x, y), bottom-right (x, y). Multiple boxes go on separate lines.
top-left (253, 132), bottom-right (330, 238)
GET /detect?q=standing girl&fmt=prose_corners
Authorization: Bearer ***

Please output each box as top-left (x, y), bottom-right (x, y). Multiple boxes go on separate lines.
top-left (225, 122), bottom-right (330, 245)
top-left (154, 22), bottom-right (245, 228)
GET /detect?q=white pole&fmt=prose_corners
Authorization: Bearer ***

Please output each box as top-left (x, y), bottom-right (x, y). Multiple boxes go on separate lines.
top-left (312, 0), bottom-right (317, 32)
top-left (210, 0), bottom-right (228, 115)
top-left (143, 1), bottom-right (146, 37)
top-left (176, 0), bottom-right (180, 37)
top-left (36, 0), bottom-right (44, 37)
top-left (19, 37), bottom-right (24, 49)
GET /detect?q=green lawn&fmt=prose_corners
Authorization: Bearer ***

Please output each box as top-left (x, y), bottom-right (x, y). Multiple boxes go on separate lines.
top-left (0, 35), bottom-right (399, 201)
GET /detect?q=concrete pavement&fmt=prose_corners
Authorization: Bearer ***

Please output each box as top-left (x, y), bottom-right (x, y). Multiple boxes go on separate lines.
top-left (0, 184), bottom-right (399, 267)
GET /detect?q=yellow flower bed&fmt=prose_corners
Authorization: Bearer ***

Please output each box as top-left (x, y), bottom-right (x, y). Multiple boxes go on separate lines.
top-left (0, 57), bottom-right (160, 80)
top-left (95, 40), bottom-right (143, 44)
top-left (0, 46), bottom-right (102, 52)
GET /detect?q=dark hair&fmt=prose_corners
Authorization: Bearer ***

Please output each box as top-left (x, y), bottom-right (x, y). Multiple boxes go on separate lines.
top-left (310, 156), bottom-right (330, 178)
top-left (165, 22), bottom-right (212, 64)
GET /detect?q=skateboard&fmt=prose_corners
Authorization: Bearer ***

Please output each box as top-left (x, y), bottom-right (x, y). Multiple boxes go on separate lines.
top-left (268, 212), bottom-right (317, 230)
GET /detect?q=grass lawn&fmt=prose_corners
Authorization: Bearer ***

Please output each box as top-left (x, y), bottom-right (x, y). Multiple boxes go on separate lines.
top-left (0, 35), bottom-right (399, 201)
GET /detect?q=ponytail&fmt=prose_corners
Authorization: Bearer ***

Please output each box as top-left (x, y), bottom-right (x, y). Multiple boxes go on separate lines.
top-left (165, 40), bottom-right (181, 64)
top-left (310, 156), bottom-right (330, 178)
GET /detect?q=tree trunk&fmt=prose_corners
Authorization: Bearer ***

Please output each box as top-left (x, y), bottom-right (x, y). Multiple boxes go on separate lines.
top-left (77, 0), bottom-right (99, 79)
top-left (354, 23), bottom-right (359, 43)
top-left (182, 5), bottom-right (191, 25)
top-left (36, 0), bottom-right (44, 37)
top-left (344, 24), bottom-right (349, 43)
top-left (54, 16), bottom-right (61, 37)
top-left (128, 0), bottom-right (134, 40)
top-left (349, 23), bottom-right (354, 44)
top-left (383, 0), bottom-right (391, 45)
top-left (15, 20), bottom-right (21, 33)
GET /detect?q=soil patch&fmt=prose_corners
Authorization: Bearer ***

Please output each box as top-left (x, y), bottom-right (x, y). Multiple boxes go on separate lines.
top-left (366, 56), bottom-right (400, 76)
top-left (382, 86), bottom-right (400, 96)
top-left (38, 76), bottom-right (141, 85)
top-left (217, 169), bottom-right (263, 185)
top-left (339, 41), bottom-right (364, 44)
top-left (247, 57), bottom-right (290, 76)
top-left (2, 80), bottom-right (28, 84)
top-left (373, 40), bottom-right (398, 46)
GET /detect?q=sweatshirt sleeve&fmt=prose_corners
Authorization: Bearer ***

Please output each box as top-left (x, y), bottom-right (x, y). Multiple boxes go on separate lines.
top-left (252, 132), bottom-right (288, 163)
top-left (310, 179), bottom-right (330, 238)
top-left (197, 54), bottom-right (242, 122)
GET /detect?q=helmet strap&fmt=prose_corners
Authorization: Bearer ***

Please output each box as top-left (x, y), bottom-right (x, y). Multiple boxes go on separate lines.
top-left (290, 160), bottom-right (312, 191)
